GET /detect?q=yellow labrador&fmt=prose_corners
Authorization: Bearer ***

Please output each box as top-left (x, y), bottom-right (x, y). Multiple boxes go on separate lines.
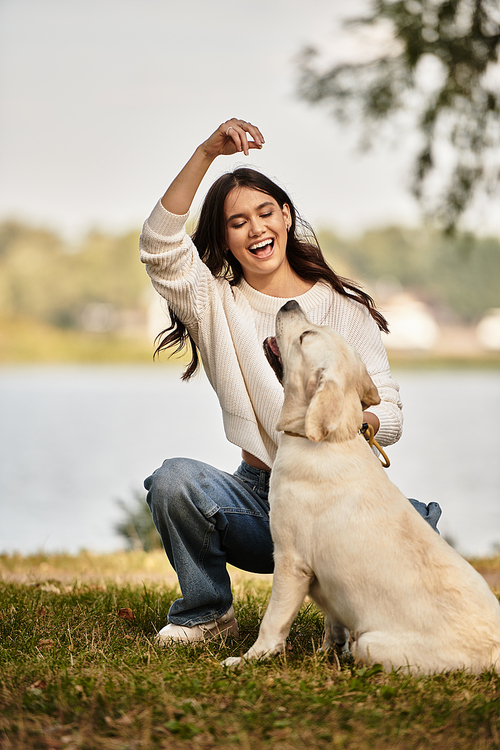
top-left (224, 300), bottom-right (500, 673)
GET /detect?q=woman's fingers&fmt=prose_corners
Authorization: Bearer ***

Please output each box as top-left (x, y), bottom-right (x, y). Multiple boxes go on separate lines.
top-left (201, 119), bottom-right (265, 160)
top-left (221, 118), bottom-right (265, 156)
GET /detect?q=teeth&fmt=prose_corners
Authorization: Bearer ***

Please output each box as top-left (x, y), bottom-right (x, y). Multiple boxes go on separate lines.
top-left (249, 239), bottom-right (272, 251)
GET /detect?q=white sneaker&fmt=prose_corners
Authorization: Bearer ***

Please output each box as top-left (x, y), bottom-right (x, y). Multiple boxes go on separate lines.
top-left (156, 606), bottom-right (239, 645)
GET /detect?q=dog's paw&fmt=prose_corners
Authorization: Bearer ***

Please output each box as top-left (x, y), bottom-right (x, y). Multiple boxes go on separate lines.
top-left (221, 656), bottom-right (243, 667)
top-left (338, 650), bottom-right (355, 668)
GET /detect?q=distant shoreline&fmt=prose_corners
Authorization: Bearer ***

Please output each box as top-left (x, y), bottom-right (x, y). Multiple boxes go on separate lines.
top-left (2, 316), bottom-right (499, 368)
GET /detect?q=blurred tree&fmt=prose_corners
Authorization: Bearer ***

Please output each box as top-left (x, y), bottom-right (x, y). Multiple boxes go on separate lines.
top-left (1, 218), bottom-right (498, 330)
top-left (319, 225), bottom-right (500, 322)
top-left (0, 221), bottom-right (147, 328)
top-left (115, 492), bottom-right (162, 552)
top-left (298, 0), bottom-right (500, 232)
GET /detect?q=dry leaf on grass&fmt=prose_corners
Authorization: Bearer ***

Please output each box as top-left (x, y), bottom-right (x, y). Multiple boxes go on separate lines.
top-left (118, 607), bottom-right (135, 621)
top-left (29, 680), bottom-right (48, 690)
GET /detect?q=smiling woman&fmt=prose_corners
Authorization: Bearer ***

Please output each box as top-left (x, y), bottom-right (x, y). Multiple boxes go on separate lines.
top-left (138, 117), bottom-right (425, 646)
top-left (223, 188), bottom-right (297, 295)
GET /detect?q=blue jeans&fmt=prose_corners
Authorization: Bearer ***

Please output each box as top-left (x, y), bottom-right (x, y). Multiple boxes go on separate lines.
top-left (144, 458), bottom-right (441, 627)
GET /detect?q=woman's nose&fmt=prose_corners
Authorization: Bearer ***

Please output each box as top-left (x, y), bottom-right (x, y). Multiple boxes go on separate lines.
top-left (249, 218), bottom-right (264, 236)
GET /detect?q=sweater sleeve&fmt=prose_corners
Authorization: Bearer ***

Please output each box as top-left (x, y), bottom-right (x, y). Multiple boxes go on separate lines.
top-left (338, 299), bottom-right (403, 447)
top-left (139, 200), bottom-right (214, 329)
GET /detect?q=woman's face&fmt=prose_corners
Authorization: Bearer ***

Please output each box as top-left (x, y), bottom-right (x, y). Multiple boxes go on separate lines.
top-left (224, 187), bottom-right (291, 291)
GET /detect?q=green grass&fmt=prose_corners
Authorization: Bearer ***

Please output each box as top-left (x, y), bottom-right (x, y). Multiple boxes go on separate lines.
top-left (1, 557), bottom-right (500, 749)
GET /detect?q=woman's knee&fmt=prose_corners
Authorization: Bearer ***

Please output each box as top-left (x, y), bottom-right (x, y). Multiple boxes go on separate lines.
top-left (145, 456), bottom-right (195, 491)
top-left (144, 457), bottom-right (217, 519)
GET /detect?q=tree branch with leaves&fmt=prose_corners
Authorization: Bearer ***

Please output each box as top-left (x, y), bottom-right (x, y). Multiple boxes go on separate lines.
top-left (297, 0), bottom-right (500, 232)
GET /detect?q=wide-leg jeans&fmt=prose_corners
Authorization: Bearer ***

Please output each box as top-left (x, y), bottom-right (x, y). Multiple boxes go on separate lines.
top-left (144, 457), bottom-right (442, 627)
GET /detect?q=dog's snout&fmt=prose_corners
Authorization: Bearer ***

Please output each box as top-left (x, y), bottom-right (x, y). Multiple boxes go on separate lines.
top-left (280, 300), bottom-right (300, 313)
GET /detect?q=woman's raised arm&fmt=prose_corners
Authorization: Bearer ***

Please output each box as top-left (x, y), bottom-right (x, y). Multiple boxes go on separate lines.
top-left (161, 118), bottom-right (265, 216)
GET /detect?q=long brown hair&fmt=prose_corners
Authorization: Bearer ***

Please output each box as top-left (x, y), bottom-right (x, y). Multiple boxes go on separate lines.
top-left (154, 168), bottom-right (389, 379)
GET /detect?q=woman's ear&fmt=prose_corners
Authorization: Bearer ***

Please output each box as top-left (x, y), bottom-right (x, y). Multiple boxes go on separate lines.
top-left (282, 203), bottom-right (291, 230)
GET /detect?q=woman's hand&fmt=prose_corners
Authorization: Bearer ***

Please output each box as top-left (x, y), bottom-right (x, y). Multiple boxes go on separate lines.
top-left (201, 118), bottom-right (265, 159)
top-left (161, 118), bottom-right (264, 216)
top-left (362, 411), bottom-right (380, 435)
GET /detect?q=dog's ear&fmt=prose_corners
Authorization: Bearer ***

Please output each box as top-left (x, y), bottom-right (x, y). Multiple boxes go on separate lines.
top-left (359, 368), bottom-right (380, 410)
top-left (305, 375), bottom-right (344, 442)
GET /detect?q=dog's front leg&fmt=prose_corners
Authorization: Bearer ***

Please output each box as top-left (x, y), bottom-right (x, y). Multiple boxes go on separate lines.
top-left (223, 562), bottom-right (312, 667)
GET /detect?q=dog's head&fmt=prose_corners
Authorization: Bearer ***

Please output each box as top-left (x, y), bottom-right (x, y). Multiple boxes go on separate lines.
top-left (264, 300), bottom-right (380, 442)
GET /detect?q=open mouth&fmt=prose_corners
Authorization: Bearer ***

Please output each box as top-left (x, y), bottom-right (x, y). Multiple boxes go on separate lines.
top-left (249, 238), bottom-right (274, 259)
top-left (263, 336), bottom-right (283, 383)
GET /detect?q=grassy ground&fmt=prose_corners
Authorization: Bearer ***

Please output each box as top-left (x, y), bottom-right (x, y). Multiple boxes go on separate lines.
top-left (1, 552), bottom-right (500, 750)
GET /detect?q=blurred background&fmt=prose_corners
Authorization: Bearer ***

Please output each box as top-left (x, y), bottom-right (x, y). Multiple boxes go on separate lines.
top-left (1, 0), bottom-right (499, 559)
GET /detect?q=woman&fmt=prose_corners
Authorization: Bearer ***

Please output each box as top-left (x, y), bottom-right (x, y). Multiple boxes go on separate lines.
top-left (140, 118), bottom-right (440, 644)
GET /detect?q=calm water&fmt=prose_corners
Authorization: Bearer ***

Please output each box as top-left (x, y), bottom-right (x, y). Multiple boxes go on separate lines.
top-left (0, 365), bottom-right (499, 558)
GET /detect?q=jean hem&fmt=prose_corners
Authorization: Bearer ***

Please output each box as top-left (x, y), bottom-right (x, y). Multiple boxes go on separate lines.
top-left (168, 603), bottom-right (234, 629)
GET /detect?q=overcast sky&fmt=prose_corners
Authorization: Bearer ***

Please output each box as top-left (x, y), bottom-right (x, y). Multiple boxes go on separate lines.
top-left (1, 0), bottom-right (498, 239)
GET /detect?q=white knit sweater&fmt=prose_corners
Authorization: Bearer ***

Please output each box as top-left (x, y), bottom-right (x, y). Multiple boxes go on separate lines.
top-left (140, 200), bottom-right (403, 467)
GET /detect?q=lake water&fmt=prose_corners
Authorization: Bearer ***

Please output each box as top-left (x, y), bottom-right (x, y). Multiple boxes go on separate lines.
top-left (0, 365), bottom-right (499, 559)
